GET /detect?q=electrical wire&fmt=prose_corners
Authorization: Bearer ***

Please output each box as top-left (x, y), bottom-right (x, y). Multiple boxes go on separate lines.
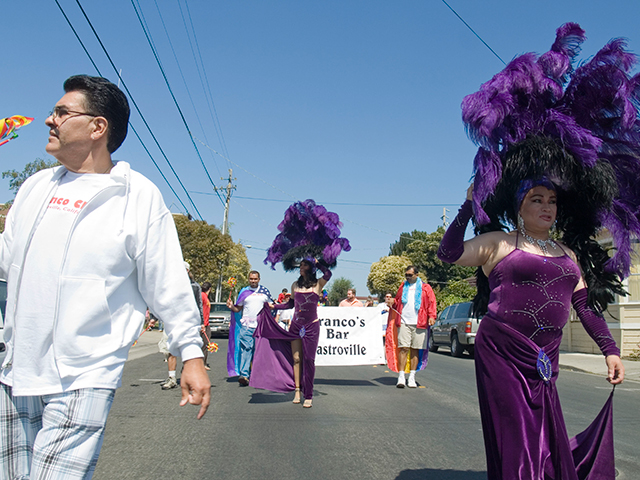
top-left (441, 0), bottom-right (506, 66)
top-left (150, 0), bottom-right (223, 178)
top-left (180, 0), bottom-right (231, 163)
top-left (53, 0), bottom-right (193, 217)
top-left (130, 0), bottom-right (225, 207)
top-left (72, 0), bottom-right (204, 220)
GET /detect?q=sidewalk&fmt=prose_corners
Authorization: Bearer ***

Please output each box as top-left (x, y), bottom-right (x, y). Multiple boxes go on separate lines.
top-left (559, 352), bottom-right (640, 383)
top-left (127, 328), bottom-right (164, 361)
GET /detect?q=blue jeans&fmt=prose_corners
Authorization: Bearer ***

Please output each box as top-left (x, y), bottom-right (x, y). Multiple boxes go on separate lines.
top-left (238, 326), bottom-right (256, 377)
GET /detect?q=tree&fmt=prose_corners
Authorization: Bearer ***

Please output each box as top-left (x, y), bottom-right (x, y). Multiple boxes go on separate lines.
top-left (390, 226), bottom-right (475, 287)
top-left (383, 227), bottom-right (477, 311)
top-left (2, 158), bottom-right (60, 202)
top-left (1, 158), bottom-right (62, 232)
top-left (433, 279), bottom-right (477, 311)
top-left (173, 214), bottom-right (250, 299)
top-left (327, 277), bottom-right (354, 306)
top-left (367, 255), bottom-right (413, 299)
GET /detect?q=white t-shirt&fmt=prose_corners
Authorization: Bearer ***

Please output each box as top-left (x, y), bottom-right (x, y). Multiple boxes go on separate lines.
top-left (377, 302), bottom-right (390, 333)
top-left (238, 287), bottom-right (269, 329)
top-left (401, 283), bottom-right (418, 325)
top-left (277, 308), bottom-right (294, 330)
top-left (1, 172), bottom-right (114, 395)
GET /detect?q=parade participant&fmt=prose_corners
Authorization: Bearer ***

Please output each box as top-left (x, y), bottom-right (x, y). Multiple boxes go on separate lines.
top-left (438, 23), bottom-right (638, 479)
top-left (0, 75), bottom-right (209, 479)
top-left (385, 266), bottom-right (437, 388)
top-left (253, 259), bottom-right (332, 408)
top-left (254, 199), bottom-right (351, 408)
top-left (226, 271), bottom-right (272, 385)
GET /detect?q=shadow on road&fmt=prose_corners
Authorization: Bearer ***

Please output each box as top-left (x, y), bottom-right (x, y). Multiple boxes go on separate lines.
top-left (249, 392), bottom-right (292, 404)
top-left (395, 468), bottom-right (486, 479)
top-left (314, 378), bottom-right (377, 386)
top-left (373, 376), bottom-right (397, 386)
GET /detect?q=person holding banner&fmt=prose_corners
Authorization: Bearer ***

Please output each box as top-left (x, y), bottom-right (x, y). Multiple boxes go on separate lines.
top-left (386, 265), bottom-right (437, 388)
top-left (250, 259), bottom-right (331, 408)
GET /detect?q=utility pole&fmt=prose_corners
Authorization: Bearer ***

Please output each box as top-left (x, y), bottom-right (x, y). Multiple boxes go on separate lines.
top-left (441, 207), bottom-right (450, 227)
top-left (214, 169), bottom-right (236, 302)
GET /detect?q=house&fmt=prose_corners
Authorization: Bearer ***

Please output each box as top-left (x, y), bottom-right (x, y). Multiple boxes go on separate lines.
top-left (561, 232), bottom-right (640, 357)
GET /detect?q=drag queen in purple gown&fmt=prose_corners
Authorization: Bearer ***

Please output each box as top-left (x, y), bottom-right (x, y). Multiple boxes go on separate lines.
top-left (251, 199), bottom-right (350, 408)
top-left (436, 22), bottom-right (640, 479)
top-left (439, 177), bottom-right (624, 479)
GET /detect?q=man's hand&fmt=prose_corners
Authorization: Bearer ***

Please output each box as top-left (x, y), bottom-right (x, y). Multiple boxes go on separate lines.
top-left (428, 317), bottom-right (436, 327)
top-left (180, 358), bottom-right (211, 419)
top-left (605, 355), bottom-right (624, 385)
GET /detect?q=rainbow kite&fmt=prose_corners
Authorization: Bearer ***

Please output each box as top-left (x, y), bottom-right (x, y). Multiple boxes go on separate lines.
top-left (0, 115), bottom-right (34, 147)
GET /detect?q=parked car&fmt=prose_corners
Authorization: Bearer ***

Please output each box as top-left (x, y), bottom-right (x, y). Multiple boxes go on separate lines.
top-left (429, 301), bottom-right (480, 358)
top-left (209, 302), bottom-right (232, 337)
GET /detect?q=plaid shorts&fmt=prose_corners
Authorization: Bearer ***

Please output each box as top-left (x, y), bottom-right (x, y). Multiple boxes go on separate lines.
top-left (0, 383), bottom-right (115, 480)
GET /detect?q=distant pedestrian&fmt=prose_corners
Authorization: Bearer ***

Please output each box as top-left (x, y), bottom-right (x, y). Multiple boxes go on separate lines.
top-left (201, 282), bottom-right (212, 370)
top-left (339, 288), bottom-right (363, 307)
top-left (161, 262), bottom-right (203, 389)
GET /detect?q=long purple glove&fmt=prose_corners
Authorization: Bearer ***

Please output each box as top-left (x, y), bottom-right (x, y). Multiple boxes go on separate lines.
top-left (572, 288), bottom-right (620, 357)
top-left (317, 262), bottom-right (332, 282)
top-left (437, 200), bottom-right (473, 263)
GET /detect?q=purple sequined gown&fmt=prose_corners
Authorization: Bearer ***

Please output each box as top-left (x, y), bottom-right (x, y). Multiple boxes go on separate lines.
top-left (476, 249), bottom-right (615, 479)
top-left (249, 291), bottom-right (320, 400)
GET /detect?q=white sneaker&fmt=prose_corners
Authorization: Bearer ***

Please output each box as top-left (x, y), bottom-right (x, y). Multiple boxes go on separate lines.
top-left (407, 376), bottom-right (417, 388)
top-left (396, 375), bottom-right (406, 388)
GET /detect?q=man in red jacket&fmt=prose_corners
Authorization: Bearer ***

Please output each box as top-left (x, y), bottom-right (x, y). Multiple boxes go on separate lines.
top-left (390, 265), bottom-right (437, 388)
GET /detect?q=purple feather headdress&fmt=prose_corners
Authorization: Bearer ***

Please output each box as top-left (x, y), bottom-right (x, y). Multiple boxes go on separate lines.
top-left (462, 22), bottom-right (640, 280)
top-left (264, 199), bottom-right (351, 271)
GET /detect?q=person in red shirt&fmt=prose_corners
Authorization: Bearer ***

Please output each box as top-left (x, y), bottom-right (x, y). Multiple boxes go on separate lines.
top-left (200, 282), bottom-right (212, 370)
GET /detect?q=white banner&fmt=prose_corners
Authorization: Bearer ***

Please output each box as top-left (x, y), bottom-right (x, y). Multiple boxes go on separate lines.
top-left (315, 306), bottom-right (386, 366)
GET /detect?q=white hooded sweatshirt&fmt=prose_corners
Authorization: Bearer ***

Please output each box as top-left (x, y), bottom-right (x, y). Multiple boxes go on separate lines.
top-left (0, 162), bottom-right (203, 389)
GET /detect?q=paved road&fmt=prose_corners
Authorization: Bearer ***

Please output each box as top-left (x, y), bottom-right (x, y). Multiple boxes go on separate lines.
top-left (93, 338), bottom-right (639, 480)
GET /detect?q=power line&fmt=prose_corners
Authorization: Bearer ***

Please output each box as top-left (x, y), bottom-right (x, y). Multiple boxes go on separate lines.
top-left (192, 193), bottom-right (460, 208)
top-left (150, 0), bottom-right (223, 178)
top-left (180, 0), bottom-right (231, 162)
top-left (53, 0), bottom-right (193, 217)
top-left (71, 0), bottom-right (204, 220)
top-left (130, 0), bottom-right (225, 207)
top-left (441, 0), bottom-right (506, 66)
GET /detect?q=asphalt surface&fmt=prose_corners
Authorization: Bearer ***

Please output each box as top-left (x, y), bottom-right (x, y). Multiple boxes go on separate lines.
top-left (93, 332), bottom-right (640, 480)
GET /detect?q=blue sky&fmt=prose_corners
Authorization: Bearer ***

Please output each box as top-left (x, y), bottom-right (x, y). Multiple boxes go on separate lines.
top-left (2, 1), bottom-right (640, 297)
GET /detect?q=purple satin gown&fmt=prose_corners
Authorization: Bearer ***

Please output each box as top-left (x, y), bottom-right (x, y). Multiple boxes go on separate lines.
top-left (249, 291), bottom-right (320, 400)
top-left (476, 248), bottom-right (615, 479)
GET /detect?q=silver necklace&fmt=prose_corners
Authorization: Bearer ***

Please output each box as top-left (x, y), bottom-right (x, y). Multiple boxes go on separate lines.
top-left (518, 214), bottom-right (556, 255)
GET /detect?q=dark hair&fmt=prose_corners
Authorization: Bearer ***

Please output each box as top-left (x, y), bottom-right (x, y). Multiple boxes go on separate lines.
top-left (201, 282), bottom-right (212, 292)
top-left (296, 259), bottom-right (318, 289)
top-left (248, 270), bottom-right (260, 278)
top-left (63, 75), bottom-right (129, 153)
top-left (281, 288), bottom-right (288, 293)
top-left (405, 265), bottom-right (418, 274)
top-left (347, 287), bottom-right (356, 295)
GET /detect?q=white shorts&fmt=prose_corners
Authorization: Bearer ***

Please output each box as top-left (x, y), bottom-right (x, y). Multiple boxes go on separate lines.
top-left (397, 324), bottom-right (428, 349)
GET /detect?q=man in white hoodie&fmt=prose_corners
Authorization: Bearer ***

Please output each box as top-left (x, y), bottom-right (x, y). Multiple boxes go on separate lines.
top-left (0, 75), bottom-right (210, 479)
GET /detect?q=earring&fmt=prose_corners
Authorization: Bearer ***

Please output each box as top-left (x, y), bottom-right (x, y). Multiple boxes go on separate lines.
top-left (518, 214), bottom-right (526, 235)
